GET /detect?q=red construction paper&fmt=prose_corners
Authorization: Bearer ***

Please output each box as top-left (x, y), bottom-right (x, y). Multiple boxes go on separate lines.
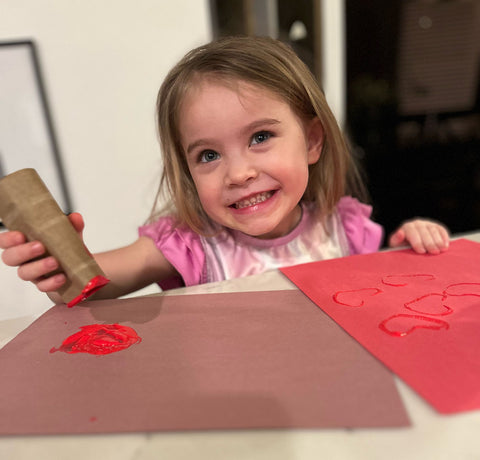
top-left (0, 290), bottom-right (409, 435)
top-left (281, 238), bottom-right (480, 414)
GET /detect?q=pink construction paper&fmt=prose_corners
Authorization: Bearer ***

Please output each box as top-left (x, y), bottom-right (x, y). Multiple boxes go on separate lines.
top-left (0, 290), bottom-right (409, 435)
top-left (281, 238), bottom-right (480, 414)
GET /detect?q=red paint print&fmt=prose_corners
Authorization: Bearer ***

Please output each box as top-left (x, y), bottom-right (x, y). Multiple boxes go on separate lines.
top-left (333, 288), bottom-right (382, 307)
top-left (379, 314), bottom-right (450, 337)
top-left (50, 324), bottom-right (141, 355)
top-left (382, 274), bottom-right (435, 287)
top-left (404, 293), bottom-right (453, 316)
top-left (443, 282), bottom-right (480, 297)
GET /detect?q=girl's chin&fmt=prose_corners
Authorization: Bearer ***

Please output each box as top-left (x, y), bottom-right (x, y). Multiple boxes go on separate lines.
top-left (233, 218), bottom-right (297, 239)
top-left (244, 207), bottom-right (302, 239)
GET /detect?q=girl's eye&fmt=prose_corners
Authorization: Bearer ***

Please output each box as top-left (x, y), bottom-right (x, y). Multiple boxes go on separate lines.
top-left (199, 150), bottom-right (220, 163)
top-left (250, 131), bottom-right (271, 146)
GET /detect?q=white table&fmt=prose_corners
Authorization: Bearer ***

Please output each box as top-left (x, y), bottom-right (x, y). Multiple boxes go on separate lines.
top-left (1, 233), bottom-right (480, 460)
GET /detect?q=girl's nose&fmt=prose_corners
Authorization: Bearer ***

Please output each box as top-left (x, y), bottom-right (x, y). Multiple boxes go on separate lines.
top-left (225, 154), bottom-right (258, 186)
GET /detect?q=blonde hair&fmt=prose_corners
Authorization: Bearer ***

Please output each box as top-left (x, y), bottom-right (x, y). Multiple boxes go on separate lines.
top-left (152, 35), bottom-right (365, 234)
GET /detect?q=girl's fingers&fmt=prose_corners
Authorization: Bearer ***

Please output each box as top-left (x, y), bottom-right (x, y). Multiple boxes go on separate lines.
top-left (416, 222), bottom-right (448, 254)
top-left (34, 273), bottom-right (67, 293)
top-left (401, 220), bottom-right (450, 254)
top-left (0, 230), bottom-right (26, 250)
top-left (17, 256), bottom-right (59, 282)
top-left (1, 219), bottom-right (77, 295)
top-left (1, 240), bottom-right (46, 267)
top-left (425, 225), bottom-right (449, 253)
top-left (438, 225), bottom-right (450, 248)
top-left (400, 223), bottom-right (424, 253)
top-left (419, 228), bottom-right (439, 254)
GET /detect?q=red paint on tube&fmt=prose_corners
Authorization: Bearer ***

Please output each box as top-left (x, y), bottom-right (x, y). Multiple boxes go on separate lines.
top-left (67, 275), bottom-right (110, 307)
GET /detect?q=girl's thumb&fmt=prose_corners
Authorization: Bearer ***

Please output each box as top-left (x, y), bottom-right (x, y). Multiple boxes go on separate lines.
top-left (67, 212), bottom-right (85, 237)
top-left (388, 229), bottom-right (406, 248)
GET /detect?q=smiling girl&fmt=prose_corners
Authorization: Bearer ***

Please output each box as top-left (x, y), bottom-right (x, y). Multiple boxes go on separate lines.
top-left (0, 36), bottom-right (449, 301)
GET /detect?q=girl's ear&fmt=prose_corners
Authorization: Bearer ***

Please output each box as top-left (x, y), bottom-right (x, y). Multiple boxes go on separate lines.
top-left (306, 117), bottom-right (324, 165)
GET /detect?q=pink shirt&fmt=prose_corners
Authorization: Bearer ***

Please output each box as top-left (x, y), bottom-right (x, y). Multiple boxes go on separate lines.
top-left (139, 196), bottom-right (383, 290)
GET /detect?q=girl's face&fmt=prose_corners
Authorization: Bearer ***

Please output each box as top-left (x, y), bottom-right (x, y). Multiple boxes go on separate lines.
top-left (179, 79), bottom-right (323, 239)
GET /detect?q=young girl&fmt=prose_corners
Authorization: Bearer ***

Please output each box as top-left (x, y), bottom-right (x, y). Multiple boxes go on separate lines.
top-left (0, 36), bottom-right (449, 301)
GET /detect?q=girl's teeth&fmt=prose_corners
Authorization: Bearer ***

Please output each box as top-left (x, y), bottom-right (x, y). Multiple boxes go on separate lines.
top-left (235, 191), bottom-right (272, 209)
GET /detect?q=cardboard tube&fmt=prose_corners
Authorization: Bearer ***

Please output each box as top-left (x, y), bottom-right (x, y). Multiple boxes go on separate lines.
top-left (0, 168), bottom-right (109, 306)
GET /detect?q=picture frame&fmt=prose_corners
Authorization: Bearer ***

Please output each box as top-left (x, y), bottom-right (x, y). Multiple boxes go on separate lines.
top-left (0, 40), bottom-right (72, 227)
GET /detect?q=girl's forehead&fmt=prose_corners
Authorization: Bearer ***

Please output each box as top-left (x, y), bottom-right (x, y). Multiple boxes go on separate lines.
top-left (176, 75), bottom-right (309, 134)
top-left (183, 75), bottom-right (281, 104)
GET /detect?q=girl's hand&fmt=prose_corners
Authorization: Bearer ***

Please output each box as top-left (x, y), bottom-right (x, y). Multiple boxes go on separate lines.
top-left (0, 213), bottom-right (85, 294)
top-left (388, 219), bottom-right (450, 254)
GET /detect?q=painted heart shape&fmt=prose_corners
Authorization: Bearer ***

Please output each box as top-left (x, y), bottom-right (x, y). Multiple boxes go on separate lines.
top-left (404, 293), bottom-right (453, 316)
top-left (382, 274), bottom-right (435, 287)
top-left (333, 288), bottom-right (382, 307)
top-left (443, 282), bottom-right (480, 297)
top-left (379, 314), bottom-right (449, 337)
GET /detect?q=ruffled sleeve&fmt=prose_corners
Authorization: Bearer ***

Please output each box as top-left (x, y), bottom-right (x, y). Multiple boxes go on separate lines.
top-left (337, 196), bottom-right (384, 255)
top-left (138, 217), bottom-right (206, 289)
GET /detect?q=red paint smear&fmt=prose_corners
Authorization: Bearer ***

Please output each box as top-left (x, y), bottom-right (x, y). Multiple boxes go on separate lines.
top-left (443, 282), bottom-right (480, 297)
top-left (379, 314), bottom-right (450, 337)
top-left (67, 275), bottom-right (110, 307)
top-left (404, 293), bottom-right (453, 316)
top-left (333, 288), bottom-right (382, 307)
top-left (50, 324), bottom-right (141, 355)
top-left (382, 274), bottom-right (435, 287)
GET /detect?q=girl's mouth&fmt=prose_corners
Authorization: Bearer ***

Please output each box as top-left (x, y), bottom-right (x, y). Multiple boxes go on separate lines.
top-left (232, 191), bottom-right (274, 209)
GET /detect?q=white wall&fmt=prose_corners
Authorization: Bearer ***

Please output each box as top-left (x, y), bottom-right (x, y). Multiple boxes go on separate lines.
top-left (0, 0), bottom-right (211, 319)
top-left (320, 0), bottom-right (345, 127)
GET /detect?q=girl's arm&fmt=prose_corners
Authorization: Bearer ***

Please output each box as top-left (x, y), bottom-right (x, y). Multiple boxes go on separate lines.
top-left (91, 237), bottom-right (177, 299)
top-left (0, 213), bottom-right (178, 302)
top-left (388, 219), bottom-right (450, 254)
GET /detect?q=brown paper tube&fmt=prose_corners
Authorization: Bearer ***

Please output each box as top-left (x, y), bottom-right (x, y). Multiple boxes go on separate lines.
top-left (0, 168), bottom-right (109, 306)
